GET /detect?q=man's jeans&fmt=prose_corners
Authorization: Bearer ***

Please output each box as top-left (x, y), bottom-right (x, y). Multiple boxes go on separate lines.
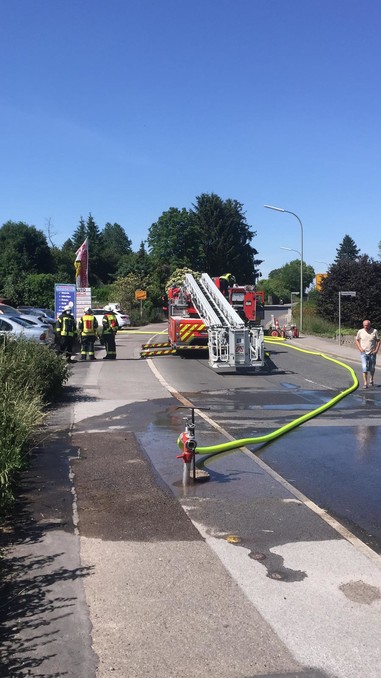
top-left (361, 352), bottom-right (376, 373)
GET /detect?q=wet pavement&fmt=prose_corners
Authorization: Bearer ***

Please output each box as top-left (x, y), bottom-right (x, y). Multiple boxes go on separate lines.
top-left (1, 326), bottom-right (381, 678)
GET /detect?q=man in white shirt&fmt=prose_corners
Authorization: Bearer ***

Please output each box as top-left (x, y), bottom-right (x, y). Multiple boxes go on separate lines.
top-left (355, 319), bottom-right (380, 389)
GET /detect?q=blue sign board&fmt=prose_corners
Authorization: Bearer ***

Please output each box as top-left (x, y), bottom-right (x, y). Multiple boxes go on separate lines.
top-left (55, 284), bottom-right (76, 319)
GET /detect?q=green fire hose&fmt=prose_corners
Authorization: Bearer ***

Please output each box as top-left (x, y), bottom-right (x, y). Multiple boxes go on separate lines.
top-left (177, 338), bottom-right (359, 456)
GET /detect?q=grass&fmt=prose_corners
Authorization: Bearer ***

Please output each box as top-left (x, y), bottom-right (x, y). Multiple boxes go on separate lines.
top-left (291, 302), bottom-right (356, 338)
top-left (0, 337), bottom-right (70, 510)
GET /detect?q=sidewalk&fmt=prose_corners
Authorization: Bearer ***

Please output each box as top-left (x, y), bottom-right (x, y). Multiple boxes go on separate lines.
top-left (286, 332), bottom-right (359, 363)
top-left (1, 328), bottom-right (381, 678)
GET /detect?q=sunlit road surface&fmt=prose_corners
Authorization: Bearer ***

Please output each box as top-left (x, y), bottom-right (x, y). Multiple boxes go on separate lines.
top-left (4, 325), bottom-right (381, 678)
top-left (151, 335), bottom-right (381, 553)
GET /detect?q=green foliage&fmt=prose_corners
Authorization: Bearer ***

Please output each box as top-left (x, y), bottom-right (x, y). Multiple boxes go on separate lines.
top-left (260, 260), bottom-right (315, 303)
top-left (0, 338), bottom-right (70, 508)
top-left (0, 221), bottom-right (54, 298)
top-left (21, 274), bottom-right (56, 308)
top-left (335, 235), bottom-right (360, 263)
top-left (316, 255), bottom-right (381, 327)
top-left (116, 242), bottom-right (152, 279)
top-left (1, 194), bottom-right (264, 305)
top-left (165, 268), bottom-right (201, 289)
top-left (147, 207), bottom-right (203, 271)
top-left (72, 217), bottom-right (87, 250)
top-left (103, 222), bottom-right (132, 280)
top-left (92, 285), bottom-right (113, 306)
top-left (112, 273), bottom-right (146, 314)
top-left (51, 244), bottom-right (75, 282)
top-left (191, 193), bottom-right (261, 282)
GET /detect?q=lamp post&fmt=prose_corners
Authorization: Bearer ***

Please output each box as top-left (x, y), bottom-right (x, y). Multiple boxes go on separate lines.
top-left (290, 291), bottom-right (300, 323)
top-left (265, 205), bottom-right (304, 332)
top-left (281, 246), bottom-right (301, 256)
top-left (315, 260), bottom-right (329, 270)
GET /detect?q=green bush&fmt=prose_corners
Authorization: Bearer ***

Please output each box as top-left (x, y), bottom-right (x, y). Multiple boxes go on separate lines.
top-left (0, 337), bottom-right (70, 508)
top-left (295, 298), bottom-right (357, 337)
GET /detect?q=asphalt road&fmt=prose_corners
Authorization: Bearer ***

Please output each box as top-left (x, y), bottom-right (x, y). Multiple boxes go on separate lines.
top-left (1, 324), bottom-right (381, 678)
top-left (152, 335), bottom-right (381, 553)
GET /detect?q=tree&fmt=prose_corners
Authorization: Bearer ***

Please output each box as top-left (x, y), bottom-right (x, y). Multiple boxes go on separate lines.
top-left (117, 241), bottom-right (152, 279)
top-left (112, 273), bottom-right (146, 314)
top-left (147, 207), bottom-right (203, 271)
top-left (22, 274), bottom-right (56, 308)
top-left (335, 235), bottom-right (360, 263)
top-left (102, 222), bottom-right (132, 280)
top-left (72, 217), bottom-right (87, 251)
top-left (0, 221), bottom-right (54, 294)
top-left (259, 260), bottom-right (315, 303)
top-left (191, 193), bottom-right (261, 283)
top-left (70, 214), bottom-right (107, 285)
top-left (103, 222), bottom-right (132, 257)
top-left (317, 255), bottom-right (381, 327)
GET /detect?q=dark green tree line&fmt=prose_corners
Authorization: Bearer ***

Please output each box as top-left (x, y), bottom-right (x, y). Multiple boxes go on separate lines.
top-left (317, 254), bottom-right (381, 327)
top-left (0, 193), bottom-right (264, 307)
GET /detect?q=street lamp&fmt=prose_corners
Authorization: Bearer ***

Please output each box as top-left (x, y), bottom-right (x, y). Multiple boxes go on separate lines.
top-left (290, 291), bottom-right (300, 322)
top-left (281, 246), bottom-right (301, 256)
top-left (315, 260), bottom-right (329, 270)
top-left (264, 205), bottom-right (304, 332)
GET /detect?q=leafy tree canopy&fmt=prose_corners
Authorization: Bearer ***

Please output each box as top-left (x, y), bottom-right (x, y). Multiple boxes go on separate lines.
top-left (316, 255), bottom-right (381, 327)
top-left (191, 193), bottom-right (261, 283)
top-left (147, 207), bottom-right (203, 271)
top-left (116, 242), bottom-right (152, 280)
top-left (0, 221), bottom-right (54, 295)
top-left (260, 259), bottom-right (315, 302)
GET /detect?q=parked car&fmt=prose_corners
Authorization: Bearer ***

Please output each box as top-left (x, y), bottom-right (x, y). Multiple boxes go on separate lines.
top-left (0, 316), bottom-right (53, 345)
top-left (17, 315), bottom-right (56, 344)
top-left (17, 306), bottom-right (56, 325)
top-left (91, 308), bottom-right (131, 329)
top-left (0, 304), bottom-right (55, 343)
top-left (0, 303), bottom-right (20, 315)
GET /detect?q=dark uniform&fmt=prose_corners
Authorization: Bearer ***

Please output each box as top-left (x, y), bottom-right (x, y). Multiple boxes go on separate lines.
top-left (102, 308), bottom-right (119, 359)
top-left (219, 273), bottom-right (236, 298)
top-left (56, 306), bottom-right (77, 361)
top-left (78, 308), bottom-right (98, 361)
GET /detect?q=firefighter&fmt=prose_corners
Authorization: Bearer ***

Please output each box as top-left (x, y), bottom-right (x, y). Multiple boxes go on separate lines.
top-left (219, 273), bottom-right (236, 298)
top-left (56, 304), bottom-right (77, 361)
top-left (78, 307), bottom-right (98, 361)
top-left (102, 305), bottom-right (119, 359)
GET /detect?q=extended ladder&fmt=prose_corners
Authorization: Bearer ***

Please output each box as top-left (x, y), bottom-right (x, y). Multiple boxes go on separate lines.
top-left (184, 273), bottom-right (264, 370)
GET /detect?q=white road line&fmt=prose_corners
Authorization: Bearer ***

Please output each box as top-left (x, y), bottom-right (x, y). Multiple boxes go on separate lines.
top-left (147, 358), bottom-right (381, 570)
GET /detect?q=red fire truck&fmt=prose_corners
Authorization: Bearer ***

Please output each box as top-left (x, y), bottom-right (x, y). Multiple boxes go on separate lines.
top-left (141, 273), bottom-right (265, 370)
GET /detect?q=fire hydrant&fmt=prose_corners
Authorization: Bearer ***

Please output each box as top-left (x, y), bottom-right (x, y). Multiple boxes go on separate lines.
top-left (177, 409), bottom-right (197, 485)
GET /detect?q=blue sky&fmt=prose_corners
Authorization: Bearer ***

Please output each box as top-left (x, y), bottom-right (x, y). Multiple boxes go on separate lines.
top-left (1, 0), bottom-right (380, 279)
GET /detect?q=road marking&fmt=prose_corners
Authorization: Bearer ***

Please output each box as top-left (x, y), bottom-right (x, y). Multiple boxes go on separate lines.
top-left (147, 358), bottom-right (381, 570)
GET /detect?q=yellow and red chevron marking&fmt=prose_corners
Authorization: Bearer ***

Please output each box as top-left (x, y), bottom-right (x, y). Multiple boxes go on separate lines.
top-left (178, 321), bottom-right (206, 344)
top-left (140, 348), bottom-right (177, 358)
top-left (141, 341), bottom-right (171, 349)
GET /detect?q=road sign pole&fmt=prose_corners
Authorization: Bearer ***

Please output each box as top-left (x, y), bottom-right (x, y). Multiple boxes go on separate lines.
top-left (338, 292), bottom-right (341, 345)
top-left (338, 291), bottom-right (356, 345)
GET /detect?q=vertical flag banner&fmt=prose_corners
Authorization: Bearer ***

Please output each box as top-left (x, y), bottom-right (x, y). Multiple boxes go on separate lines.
top-left (74, 238), bottom-right (89, 288)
